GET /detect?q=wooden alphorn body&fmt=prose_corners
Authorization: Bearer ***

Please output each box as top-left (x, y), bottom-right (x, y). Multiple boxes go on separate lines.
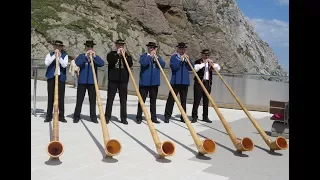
top-left (210, 62), bottom-right (288, 151)
top-left (121, 50), bottom-right (175, 158)
top-left (89, 54), bottom-right (121, 157)
top-left (154, 55), bottom-right (216, 155)
top-left (186, 58), bottom-right (254, 152)
top-left (46, 52), bottom-right (64, 159)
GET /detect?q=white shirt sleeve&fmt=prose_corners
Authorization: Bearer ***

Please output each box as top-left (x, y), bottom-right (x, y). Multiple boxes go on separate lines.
top-left (59, 55), bottom-right (68, 68)
top-left (44, 53), bottom-right (56, 66)
top-left (194, 63), bottom-right (205, 72)
top-left (212, 63), bottom-right (221, 72)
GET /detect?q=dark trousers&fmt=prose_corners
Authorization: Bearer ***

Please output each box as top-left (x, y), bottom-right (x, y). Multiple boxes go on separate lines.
top-left (164, 84), bottom-right (189, 119)
top-left (136, 86), bottom-right (159, 120)
top-left (192, 80), bottom-right (211, 119)
top-left (46, 78), bottom-right (66, 118)
top-left (74, 84), bottom-right (97, 118)
top-left (105, 81), bottom-right (128, 120)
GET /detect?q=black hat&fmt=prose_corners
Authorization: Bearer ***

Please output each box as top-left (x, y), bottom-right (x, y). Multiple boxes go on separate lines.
top-left (176, 42), bottom-right (188, 48)
top-left (146, 42), bottom-right (158, 48)
top-left (84, 40), bottom-right (96, 46)
top-left (201, 49), bottom-right (211, 55)
top-left (52, 40), bottom-right (64, 46)
top-left (115, 39), bottom-right (126, 44)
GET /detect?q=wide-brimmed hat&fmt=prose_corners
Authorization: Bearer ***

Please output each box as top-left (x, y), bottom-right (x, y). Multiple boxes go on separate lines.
top-left (201, 49), bottom-right (211, 55)
top-left (52, 40), bottom-right (64, 46)
top-left (115, 39), bottom-right (126, 44)
top-left (84, 40), bottom-right (96, 46)
top-left (176, 42), bottom-right (188, 48)
top-left (146, 42), bottom-right (158, 48)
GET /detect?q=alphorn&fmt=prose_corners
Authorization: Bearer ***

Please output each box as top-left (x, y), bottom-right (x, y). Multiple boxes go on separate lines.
top-left (46, 51), bottom-right (64, 159)
top-left (154, 55), bottom-right (216, 155)
top-left (89, 54), bottom-right (121, 157)
top-left (185, 58), bottom-right (254, 152)
top-left (120, 50), bottom-right (175, 157)
top-left (210, 62), bottom-right (288, 151)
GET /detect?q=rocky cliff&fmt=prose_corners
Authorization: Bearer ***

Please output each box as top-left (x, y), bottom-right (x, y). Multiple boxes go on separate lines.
top-left (31, 0), bottom-right (288, 79)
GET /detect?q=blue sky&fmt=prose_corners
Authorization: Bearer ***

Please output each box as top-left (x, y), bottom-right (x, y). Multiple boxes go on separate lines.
top-left (235, 0), bottom-right (289, 73)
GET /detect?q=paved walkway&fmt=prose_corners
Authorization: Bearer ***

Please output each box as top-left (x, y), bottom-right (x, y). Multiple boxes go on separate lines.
top-left (31, 79), bottom-right (289, 180)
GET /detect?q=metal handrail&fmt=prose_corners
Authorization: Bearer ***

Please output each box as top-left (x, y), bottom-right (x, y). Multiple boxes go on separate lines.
top-left (31, 66), bottom-right (38, 117)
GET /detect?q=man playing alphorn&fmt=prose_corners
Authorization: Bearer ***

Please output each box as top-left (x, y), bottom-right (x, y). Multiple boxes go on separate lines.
top-left (164, 42), bottom-right (194, 123)
top-left (136, 42), bottom-right (166, 124)
top-left (191, 49), bottom-right (221, 123)
top-left (44, 40), bottom-right (68, 123)
top-left (105, 39), bottom-right (133, 125)
top-left (73, 40), bottom-right (105, 123)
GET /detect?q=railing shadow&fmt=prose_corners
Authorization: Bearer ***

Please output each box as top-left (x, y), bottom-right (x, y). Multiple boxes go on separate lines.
top-left (80, 120), bottom-right (118, 163)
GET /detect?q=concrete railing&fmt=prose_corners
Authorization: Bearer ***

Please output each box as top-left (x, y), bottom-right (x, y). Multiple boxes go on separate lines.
top-left (31, 60), bottom-right (289, 113)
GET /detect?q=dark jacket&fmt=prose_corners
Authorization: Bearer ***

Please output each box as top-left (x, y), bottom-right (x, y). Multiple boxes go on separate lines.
top-left (169, 53), bottom-right (194, 86)
top-left (75, 53), bottom-right (105, 84)
top-left (107, 51), bottom-right (133, 82)
top-left (193, 58), bottom-right (214, 86)
top-left (139, 53), bottom-right (166, 86)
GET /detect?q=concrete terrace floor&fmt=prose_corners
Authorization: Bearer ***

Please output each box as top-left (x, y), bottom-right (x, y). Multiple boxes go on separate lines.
top-left (31, 79), bottom-right (289, 180)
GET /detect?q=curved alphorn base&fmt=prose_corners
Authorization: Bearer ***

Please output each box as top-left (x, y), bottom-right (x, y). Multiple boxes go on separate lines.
top-left (198, 139), bottom-right (216, 154)
top-left (156, 141), bottom-right (176, 157)
top-left (234, 137), bottom-right (254, 152)
top-left (47, 141), bottom-right (64, 159)
top-left (105, 139), bottom-right (122, 156)
top-left (268, 136), bottom-right (288, 151)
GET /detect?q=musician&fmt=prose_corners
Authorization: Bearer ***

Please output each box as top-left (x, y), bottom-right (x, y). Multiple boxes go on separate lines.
top-left (191, 49), bottom-right (221, 123)
top-left (105, 39), bottom-right (133, 125)
top-left (44, 40), bottom-right (68, 123)
top-left (73, 40), bottom-right (105, 124)
top-left (164, 42), bottom-right (194, 123)
top-left (136, 42), bottom-right (166, 124)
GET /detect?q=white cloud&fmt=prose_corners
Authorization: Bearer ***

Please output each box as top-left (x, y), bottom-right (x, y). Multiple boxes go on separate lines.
top-left (249, 18), bottom-right (289, 48)
top-left (275, 0), bottom-right (289, 6)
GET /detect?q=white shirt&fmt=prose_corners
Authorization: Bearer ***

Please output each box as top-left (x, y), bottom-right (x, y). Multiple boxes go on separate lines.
top-left (194, 61), bottom-right (221, 80)
top-left (44, 53), bottom-right (69, 75)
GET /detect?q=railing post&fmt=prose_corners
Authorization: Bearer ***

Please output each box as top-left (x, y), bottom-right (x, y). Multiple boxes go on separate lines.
top-left (32, 66), bottom-right (38, 117)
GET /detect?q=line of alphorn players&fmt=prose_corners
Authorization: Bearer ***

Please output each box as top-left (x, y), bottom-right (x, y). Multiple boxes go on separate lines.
top-left (44, 39), bottom-right (220, 125)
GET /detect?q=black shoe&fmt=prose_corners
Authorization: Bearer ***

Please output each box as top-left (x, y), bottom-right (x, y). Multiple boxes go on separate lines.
top-left (105, 116), bottom-right (110, 124)
top-left (44, 117), bottom-right (52, 123)
top-left (203, 118), bottom-right (212, 123)
top-left (136, 117), bottom-right (142, 124)
top-left (164, 118), bottom-right (170, 123)
top-left (91, 118), bottom-right (98, 123)
top-left (59, 117), bottom-right (67, 123)
top-left (73, 117), bottom-right (80, 123)
top-left (121, 119), bottom-right (128, 125)
top-left (152, 119), bottom-right (160, 124)
top-left (191, 118), bottom-right (197, 123)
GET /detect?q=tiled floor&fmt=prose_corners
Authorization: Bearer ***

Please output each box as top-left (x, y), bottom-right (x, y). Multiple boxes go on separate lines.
top-left (31, 80), bottom-right (289, 180)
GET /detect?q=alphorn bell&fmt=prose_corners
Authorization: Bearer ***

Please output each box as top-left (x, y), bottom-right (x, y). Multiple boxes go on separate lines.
top-left (185, 58), bottom-right (254, 152)
top-left (210, 62), bottom-right (288, 151)
top-left (154, 55), bottom-right (216, 155)
top-left (120, 50), bottom-right (175, 157)
top-left (46, 51), bottom-right (64, 159)
top-left (89, 54), bottom-right (121, 157)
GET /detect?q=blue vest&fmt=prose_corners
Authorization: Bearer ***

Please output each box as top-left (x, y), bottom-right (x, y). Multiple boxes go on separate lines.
top-left (76, 53), bottom-right (105, 84)
top-left (45, 52), bottom-right (67, 82)
top-left (169, 53), bottom-right (194, 86)
top-left (139, 53), bottom-right (166, 87)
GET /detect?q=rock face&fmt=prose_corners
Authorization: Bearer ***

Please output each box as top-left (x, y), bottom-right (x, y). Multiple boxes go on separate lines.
top-left (31, 0), bottom-right (288, 79)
